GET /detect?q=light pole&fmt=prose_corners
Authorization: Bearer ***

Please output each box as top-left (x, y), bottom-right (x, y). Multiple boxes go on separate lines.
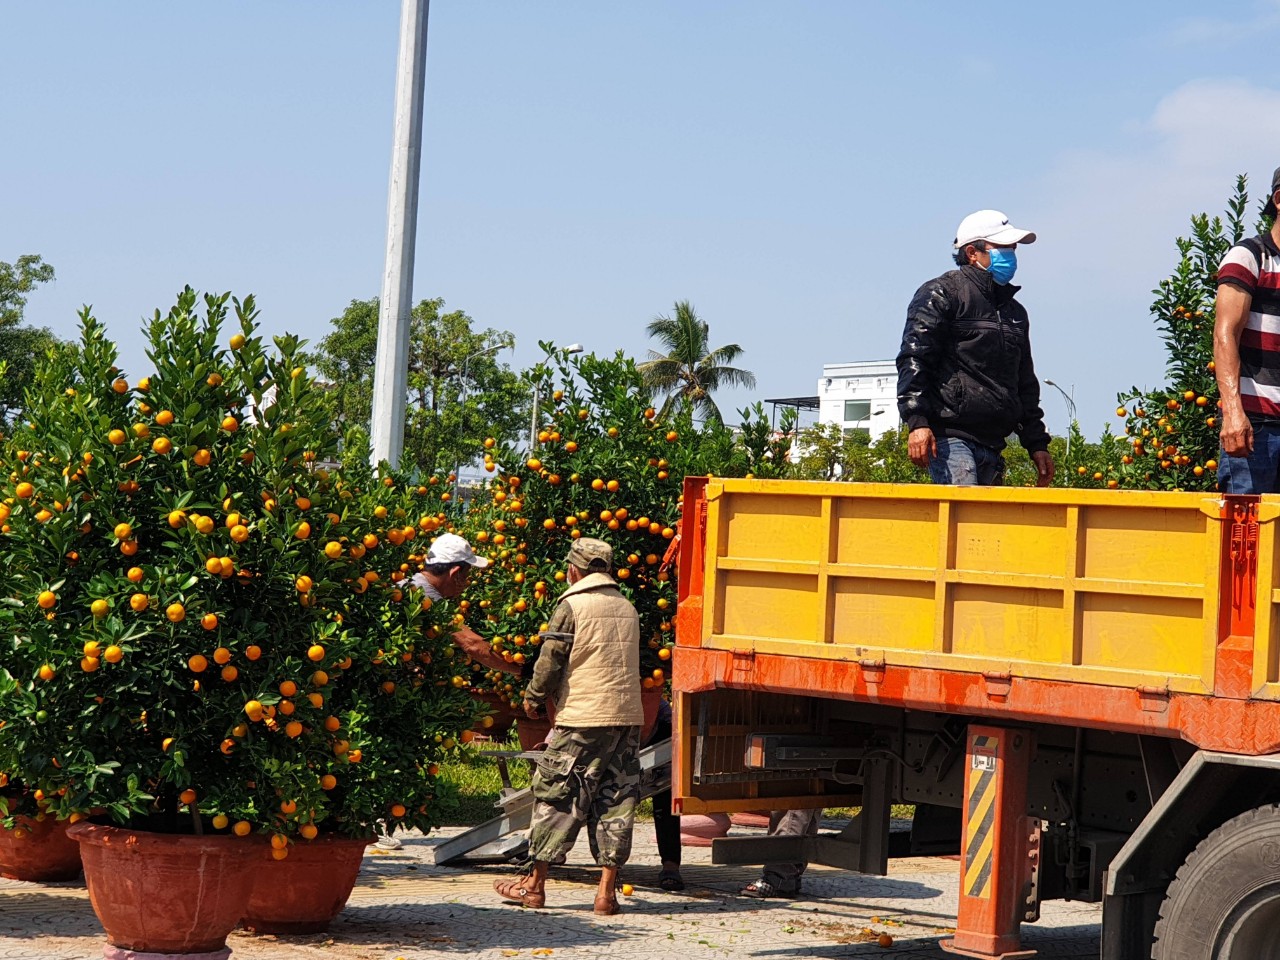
top-left (531, 344), bottom-right (584, 449)
top-left (1043, 379), bottom-right (1076, 458)
top-left (370, 0), bottom-right (431, 466)
top-left (450, 340), bottom-right (509, 503)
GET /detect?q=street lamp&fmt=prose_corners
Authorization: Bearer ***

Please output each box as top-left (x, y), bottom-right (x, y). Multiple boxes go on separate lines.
top-left (450, 340), bottom-right (509, 505)
top-left (852, 408), bottom-right (886, 435)
top-left (531, 344), bottom-right (584, 449)
top-left (1043, 379), bottom-right (1076, 458)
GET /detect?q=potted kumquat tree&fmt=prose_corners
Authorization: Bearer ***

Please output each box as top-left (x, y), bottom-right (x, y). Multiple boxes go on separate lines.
top-left (0, 289), bottom-right (479, 956)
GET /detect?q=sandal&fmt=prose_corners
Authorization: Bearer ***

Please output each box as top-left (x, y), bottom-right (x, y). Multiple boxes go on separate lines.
top-left (739, 878), bottom-right (798, 899)
top-left (494, 877), bottom-right (546, 909)
top-left (593, 895), bottom-right (620, 916)
top-left (658, 869), bottom-right (685, 892)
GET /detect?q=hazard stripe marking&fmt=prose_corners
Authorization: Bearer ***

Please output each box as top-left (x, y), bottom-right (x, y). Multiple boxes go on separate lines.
top-left (962, 744), bottom-right (998, 900)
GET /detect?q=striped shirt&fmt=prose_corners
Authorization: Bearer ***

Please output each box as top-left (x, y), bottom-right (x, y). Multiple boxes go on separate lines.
top-left (1220, 232), bottom-right (1280, 419)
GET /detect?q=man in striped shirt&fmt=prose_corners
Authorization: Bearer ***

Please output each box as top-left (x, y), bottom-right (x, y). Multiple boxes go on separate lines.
top-left (1215, 166), bottom-right (1280, 493)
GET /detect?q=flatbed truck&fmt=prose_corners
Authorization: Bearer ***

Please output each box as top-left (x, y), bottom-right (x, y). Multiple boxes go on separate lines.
top-left (672, 477), bottom-right (1280, 960)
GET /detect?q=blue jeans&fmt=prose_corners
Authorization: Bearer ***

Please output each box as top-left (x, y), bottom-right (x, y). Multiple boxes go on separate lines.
top-left (928, 436), bottom-right (1006, 486)
top-left (1218, 423), bottom-right (1280, 494)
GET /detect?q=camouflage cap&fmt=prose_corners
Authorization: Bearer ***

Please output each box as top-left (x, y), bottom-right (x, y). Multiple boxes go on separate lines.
top-left (567, 537), bottom-right (613, 571)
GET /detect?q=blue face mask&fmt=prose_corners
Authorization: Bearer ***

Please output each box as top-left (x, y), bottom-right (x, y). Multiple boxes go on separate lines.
top-left (987, 247), bottom-right (1017, 285)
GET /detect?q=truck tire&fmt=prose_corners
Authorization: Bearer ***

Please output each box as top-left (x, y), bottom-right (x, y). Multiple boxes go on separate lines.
top-left (1151, 803), bottom-right (1280, 960)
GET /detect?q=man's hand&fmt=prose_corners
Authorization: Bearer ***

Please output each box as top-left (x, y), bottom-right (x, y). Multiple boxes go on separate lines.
top-left (523, 699), bottom-right (542, 720)
top-left (1032, 450), bottom-right (1055, 487)
top-left (908, 427), bottom-right (937, 468)
top-left (1220, 403), bottom-right (1254, 457)
top-left (452, 625), bottom-right (508, 673)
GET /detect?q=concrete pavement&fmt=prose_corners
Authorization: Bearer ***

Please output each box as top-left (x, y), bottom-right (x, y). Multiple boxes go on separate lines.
top-left (0, 820), bottom-right (1102, 959)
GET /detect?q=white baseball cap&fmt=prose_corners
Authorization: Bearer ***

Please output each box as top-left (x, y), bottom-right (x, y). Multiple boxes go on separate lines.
top-left (954, 210), bottom-right (1037, 249)
top-left (426, 532), bottom-right (490, 568)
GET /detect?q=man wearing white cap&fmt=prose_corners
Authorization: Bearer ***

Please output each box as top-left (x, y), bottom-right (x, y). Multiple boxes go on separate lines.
top-left (897, 210), bottom-right (1054, 486)
top-left (412, 532), bottom-right (507, 672)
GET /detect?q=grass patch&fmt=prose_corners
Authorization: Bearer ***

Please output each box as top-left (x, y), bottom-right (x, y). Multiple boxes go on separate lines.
top-left (826, 805), bottom-right (916, 821)
top-left (434, 735), bottom-right (531, 827)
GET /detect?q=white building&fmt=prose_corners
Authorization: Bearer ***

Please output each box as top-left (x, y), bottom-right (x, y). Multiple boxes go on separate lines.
top-left (818, 360), bottom-right (900, 440)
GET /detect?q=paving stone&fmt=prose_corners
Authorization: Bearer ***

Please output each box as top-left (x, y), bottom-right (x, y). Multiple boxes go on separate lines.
top-left (0, 824), bottom-right (1102, 959)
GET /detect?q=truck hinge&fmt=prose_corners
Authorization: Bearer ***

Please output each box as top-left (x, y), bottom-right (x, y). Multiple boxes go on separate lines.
top-left (731, 648), bottom-right (755, 673)
top-left (983, 671), bottom-right (1013, 701)
top-left (1137, 684), bottom-right (1170, 713)
top-left (859, 658), bottom-right (886, 684)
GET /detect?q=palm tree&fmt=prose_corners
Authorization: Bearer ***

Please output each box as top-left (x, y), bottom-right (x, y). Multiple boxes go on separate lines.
top-left (638, 301), bottom-right (757, 423)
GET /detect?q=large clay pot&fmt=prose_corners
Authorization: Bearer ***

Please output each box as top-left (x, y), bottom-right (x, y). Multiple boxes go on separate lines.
top-left (517, 698), bottom-right (557, 751)
top-left (241, 834), bottom-right (372, 934)
top-left (680, 812), bottom-right (732, 847)
top-left (69, 821), bottom-right (258, 956)
top-left (730, 811), bottom-right (773, 829)
top-left (470, 690), bottom-right (517, 738)
top-left (640, 687), bottom-right (664, 745)
top-left (0, 814), bottom-right (83, 882)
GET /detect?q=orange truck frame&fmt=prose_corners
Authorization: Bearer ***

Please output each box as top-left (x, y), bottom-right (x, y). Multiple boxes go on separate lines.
top-left (672, 477), bottom-right (1280, 960)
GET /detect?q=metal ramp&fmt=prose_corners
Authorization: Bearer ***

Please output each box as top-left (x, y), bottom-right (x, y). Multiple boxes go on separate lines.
top-left (431, 738), bottom-right (672, 865)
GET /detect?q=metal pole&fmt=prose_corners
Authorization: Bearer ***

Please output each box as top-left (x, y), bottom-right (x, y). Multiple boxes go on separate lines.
top-left (1043, 379), bottom-right (1077, 460)
top-left (370, 0), bottom-right (430, 466)
top-left (529, 385), bottom-right (540, 451)
top-left (530, 345), bottom-right (582, 451)
top-left (450, 343), bottom-right (504, 507)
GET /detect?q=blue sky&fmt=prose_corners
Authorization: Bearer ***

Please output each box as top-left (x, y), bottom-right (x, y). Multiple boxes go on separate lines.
top-left (6, 1), bottom-right (1280, 436)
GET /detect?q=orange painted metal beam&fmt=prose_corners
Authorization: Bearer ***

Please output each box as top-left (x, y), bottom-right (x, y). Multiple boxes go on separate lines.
top-left (1216, 495), bottom-right (1260, 699)
top-left (671, 644), bottom-right (1280, 755)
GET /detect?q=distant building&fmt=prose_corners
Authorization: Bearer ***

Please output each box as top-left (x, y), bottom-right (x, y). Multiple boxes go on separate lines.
top-left (818, 360), bottom-right (900, 439)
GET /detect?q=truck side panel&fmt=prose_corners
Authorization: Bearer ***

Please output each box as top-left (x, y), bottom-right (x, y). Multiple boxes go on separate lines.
top-left (698, 480), bottom-right (1224, 695)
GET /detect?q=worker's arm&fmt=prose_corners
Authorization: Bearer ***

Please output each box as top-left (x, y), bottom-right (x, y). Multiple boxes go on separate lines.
top-left (898, 278), bottom-right (951, 467)
top-left (452, 624), bottom-right (508, 673)
top-left (1015, 332), bottom-right (1054, 487)
top-left (524, 603), bottom-right (575, 718)
top-left (1215, 283), bottom-right (1256, 457)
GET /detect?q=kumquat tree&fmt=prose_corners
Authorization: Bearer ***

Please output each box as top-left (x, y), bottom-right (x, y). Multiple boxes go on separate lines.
top-left (0, 289), bottom-right (479, 851)
top-left (460, 347), bottom-right (760, 713)
top-left (1066, 177), bottom-right (1264, 491)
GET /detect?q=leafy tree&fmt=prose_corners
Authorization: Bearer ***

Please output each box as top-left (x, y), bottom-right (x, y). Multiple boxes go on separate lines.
top-left (0, 254), bottom-right (60, 429)
top-left (309, 297), bottom-right (528, 476)
top-left (638, 300), bottom-right (757, 422)
top-left (733, 402), bottom-right (798, 479)
top-left (0, 255), bottom-right (54, 329)
top-left (1104, 176), bottom-right (1268, 490)
top-left (0, 326), bottom-right (63, 428)
top-left (792, 423), bottom-right (923, 483)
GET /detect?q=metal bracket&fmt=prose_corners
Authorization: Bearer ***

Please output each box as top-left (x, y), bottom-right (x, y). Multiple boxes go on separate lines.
top-left (745, 734), bottom-right (869, 771)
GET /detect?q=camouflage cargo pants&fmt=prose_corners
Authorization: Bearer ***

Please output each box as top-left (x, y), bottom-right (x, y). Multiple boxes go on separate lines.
top-left (527, 725), bottom-right (641, 868)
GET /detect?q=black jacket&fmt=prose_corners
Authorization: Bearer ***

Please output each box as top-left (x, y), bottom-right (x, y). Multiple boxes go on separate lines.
top-left (896, 265), bottom-right (1050, 454)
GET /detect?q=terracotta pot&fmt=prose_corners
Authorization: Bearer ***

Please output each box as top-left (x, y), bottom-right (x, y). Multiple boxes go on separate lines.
top-left (517, 698), bottom-right (557, 751)
top-left (0, 814), bottom-right (82, 882)
top-left (680, 812), bottom-right (731, 847)
top-left (517, 716), bottom-right (554, 752)
top-left (470, 690), bottom-right (516, 737)
top-left (241, 834), bottom-right (372, 934)
top-left (68, 821), bottom-right (258, 955)
top-left (639, 687), bottom-right (664, 745)
top-left (730, 811), bottom-right (773, 829)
